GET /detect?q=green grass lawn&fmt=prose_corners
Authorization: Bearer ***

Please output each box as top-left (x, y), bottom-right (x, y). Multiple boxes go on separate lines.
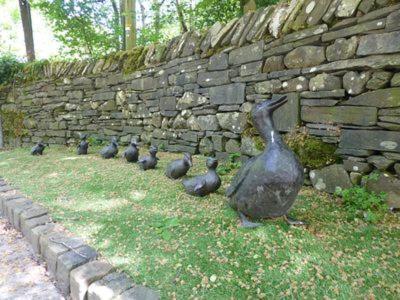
top-left (0, 146), bottom-right (399, 299)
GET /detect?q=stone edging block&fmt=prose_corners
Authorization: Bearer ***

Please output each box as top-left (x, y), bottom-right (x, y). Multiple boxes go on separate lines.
top-left (0, 179), bottom-right (160, 300)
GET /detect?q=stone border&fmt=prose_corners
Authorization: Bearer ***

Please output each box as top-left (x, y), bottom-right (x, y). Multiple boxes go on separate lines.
top-left (0, 178), bottom-right (160, 300)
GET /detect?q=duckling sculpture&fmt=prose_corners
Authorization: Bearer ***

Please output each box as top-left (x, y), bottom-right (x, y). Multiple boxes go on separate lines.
top-left (123, 139), bottom-right (139, 163)
top-left (100, 137), bottom-right (118, 159)
top-left (226, 96), bottom-right (305, 228)
top-left (166, 153), bottom-right (193, 179)
top-left (138, 146), bottom-right (159, 170)
top-left (31, 141), bottom-right (48, 156)
top-left (182, 157), bottom-right (221, 197)
top-left (77, 134), bottom-right (89, 155)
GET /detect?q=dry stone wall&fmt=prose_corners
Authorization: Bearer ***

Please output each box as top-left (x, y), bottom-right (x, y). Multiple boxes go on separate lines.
top-left (1, 0), bottom-right (400, 191)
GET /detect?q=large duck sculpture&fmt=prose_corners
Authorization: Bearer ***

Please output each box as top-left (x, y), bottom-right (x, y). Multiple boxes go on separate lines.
top-left (226, 96), bottom-right (305, 228)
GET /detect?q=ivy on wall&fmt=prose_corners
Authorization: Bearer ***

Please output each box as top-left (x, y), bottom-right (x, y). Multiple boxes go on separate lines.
top-left (0, 110), bottom-right (27, 143)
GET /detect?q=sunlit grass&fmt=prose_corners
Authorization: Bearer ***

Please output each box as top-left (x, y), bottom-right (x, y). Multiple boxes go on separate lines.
top-left (0, 146), bottom-right (399, 299)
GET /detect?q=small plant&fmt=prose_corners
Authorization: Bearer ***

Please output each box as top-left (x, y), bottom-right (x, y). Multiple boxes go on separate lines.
top-left (217, 152), bottom-right (242, 175)
top-left (335, 185), bottom-right (388, 223)
top-left (158, 143), bottom-right (166, 151)
top-left (87, 136), bottom-right (105, 146)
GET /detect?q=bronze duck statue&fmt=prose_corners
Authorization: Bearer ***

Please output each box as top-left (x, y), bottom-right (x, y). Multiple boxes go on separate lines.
top-left (138, 146), bottom-right (159, 170)
top-left (31, 141), bottom-right (49, 156)
top-left (183, 157), bottom-right (221, 197)
top-left (77, 134), bottom-right (89, 155)
top-left (100, 137), bottom-right (119, 159)
top-left (123, 139), bottom-right (139, 163)
top-left (226, 96), bottom-right (305, 228)
top-left (166, 153), bottom-right (193, 179)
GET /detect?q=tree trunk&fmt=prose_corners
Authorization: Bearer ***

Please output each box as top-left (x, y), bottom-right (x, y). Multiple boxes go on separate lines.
top-left (110, 0), bottom-right (122, 50)
top-left (139, 0), bottom-right (146, 29)
top-left (153, 0), bottom-right (165, 37)
top-left (0, 116), bottom-right (3, 149)
top-left (124, 0), bottom-right (136, 49)
top-left (240, 0), bottom-right (257, 14)
top-left (175, 0), bottom-right (188, 33)
top-left (120, 0), bottom-right (126, 50)
top-left (18, 0), bottom-right (35, 61)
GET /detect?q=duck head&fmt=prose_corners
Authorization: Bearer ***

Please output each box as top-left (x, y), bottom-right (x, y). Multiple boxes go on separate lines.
top-left (149, 146), bottom-right (158, 157)
top-left (206, 157), bottom-right (218, 170)
top-left (183, 153), bottom-right (193, 167)
top-left (111, 137), bottom-right (118, 147)
top-left (38, 141), bottom-right (49, 148)
top-left (252, 96), bottom-right (287, 143)
top-left (81, 134), bottom-right (88, 141)
top-left (252, 96), bottom-right (287, 121)
top-left (130, 138), bottom-right (139, 148)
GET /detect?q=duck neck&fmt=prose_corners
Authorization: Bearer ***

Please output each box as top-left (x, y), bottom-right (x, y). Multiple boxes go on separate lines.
top-left (207, 167), bottom-right (217, 174)
top-left (256, 113), bottom-right (282, 144)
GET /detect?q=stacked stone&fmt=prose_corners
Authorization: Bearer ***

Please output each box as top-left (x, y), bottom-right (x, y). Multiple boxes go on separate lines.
top-left (0, 179), bottom-right (160, 300)
top-left (0, 0), bottom-right (399, 202)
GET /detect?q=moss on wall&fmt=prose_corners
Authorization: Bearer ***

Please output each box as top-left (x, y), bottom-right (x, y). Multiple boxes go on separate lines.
top-left (121, 47), bottom-right (147, 74)
top-left (0, 109), bottom-right (27, 143)
top-left (243, 124), bottom-right (339, 169)
top-left (21, 60), bottom-right (50, 83)
top-left (283, 129), bottom-right (339, 169)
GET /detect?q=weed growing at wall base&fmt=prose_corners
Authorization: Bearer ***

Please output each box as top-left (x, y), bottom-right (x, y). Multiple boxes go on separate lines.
top-left (336, 186), bottom-right (388, 223)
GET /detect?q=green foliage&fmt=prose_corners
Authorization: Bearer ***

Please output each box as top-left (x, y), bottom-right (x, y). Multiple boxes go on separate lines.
top-left (87, 136), bottom-right (105, 146)
top-left (284, 129), bottom-right (339, 169)
top-left (21, 59), bottom-right (50, 82)
top-left (0, 55), bottom-right (65, 86)
top-left (336, 185), bottom-right (388, 224)
top-left (158, 143), bottom-right (166, 151)
top-left (138, 0), bottom-right (280, 47)
top-left (256, 0), bottom-right (280, 8)
top-left (0, 110), bottom-right (27, 141)
top-left (137, 3), bottom-right (177, 46)
top-left (217, 152), bottom-right (242, 175)
top-left (34, 0), bottom-right (122, 58)
top-left (0, 53), bottom-right (23, 85)
top-left (192, 0), bottom-right (241, 30)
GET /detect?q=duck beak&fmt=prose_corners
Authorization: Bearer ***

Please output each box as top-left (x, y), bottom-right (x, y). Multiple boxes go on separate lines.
top-left (269, 95), bottom-right (288, 110)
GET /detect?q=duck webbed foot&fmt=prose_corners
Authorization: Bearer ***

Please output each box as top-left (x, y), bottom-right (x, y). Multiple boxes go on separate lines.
top-left (284, 215), bottom-right (306, 226)
top-left (239, 212), bottom-right (262, 229)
